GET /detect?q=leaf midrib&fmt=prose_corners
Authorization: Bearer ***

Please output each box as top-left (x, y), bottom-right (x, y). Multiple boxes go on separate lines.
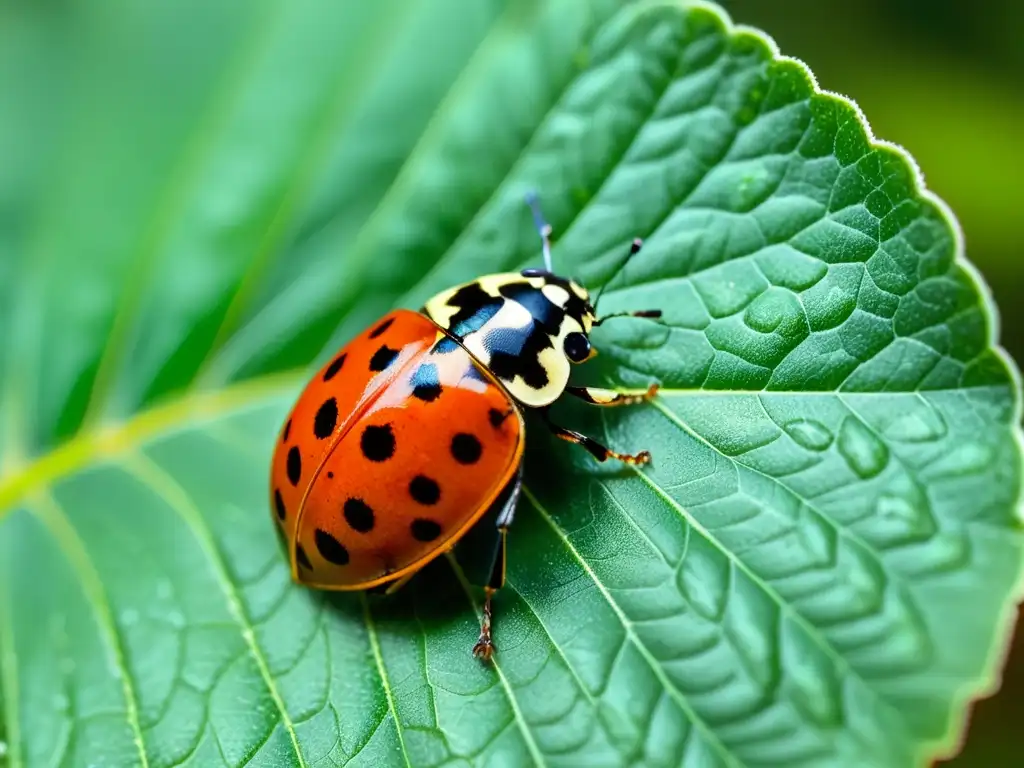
top-left (0, 370), bottom-right (1011, 519)
top-left (0, 371), bottom-right (303, 515)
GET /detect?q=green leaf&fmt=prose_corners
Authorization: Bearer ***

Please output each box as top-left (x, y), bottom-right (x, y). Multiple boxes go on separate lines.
top-left (1, 1), bottom-right (1020, 766)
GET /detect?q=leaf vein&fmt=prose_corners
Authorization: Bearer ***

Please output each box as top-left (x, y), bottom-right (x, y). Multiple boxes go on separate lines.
top-left (361, 594), bottom-right (413, 768)
top-left (505, 582), bottom-right (597, 708)
top-left (391, 3), bottom-right (641, 310)
top-left (412, 604), bottom-right (455, 755)
top-left (79, 0), bottom-right (294, 431)
top-left (0, 566), bottom-right (21, 768)
top-left (645, 396), bottom-right (918, 738)
top-left (28, 489), bottom-right (151, 768)
top-left (447, 555), bottom-right (548, 768)
top-left (522, 486), bottom-right (744, 768)
top-left (195, 6), bottom-right (419, 382)
top-left (121, 451), bottom-right (308, 768)
top-left (204, 0), bottom-right (529, 386)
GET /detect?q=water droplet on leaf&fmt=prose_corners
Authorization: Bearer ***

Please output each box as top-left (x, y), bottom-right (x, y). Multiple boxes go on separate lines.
top-left (783, 418), bottom-right (834, 451)
top-left (837, 416), bottom-right (889, 478)
top-left (882, 403), bottom-right (948, 443)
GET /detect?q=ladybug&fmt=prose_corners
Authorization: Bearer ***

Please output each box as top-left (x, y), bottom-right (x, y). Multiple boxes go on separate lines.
top-left (270, 195), bottom-right (661, 660)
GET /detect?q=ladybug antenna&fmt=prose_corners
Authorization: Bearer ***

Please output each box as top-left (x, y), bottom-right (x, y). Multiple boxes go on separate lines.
top-left (525, 191), bottom-right (554, 272)
top-left (592, 238), bottom-right (644, 315)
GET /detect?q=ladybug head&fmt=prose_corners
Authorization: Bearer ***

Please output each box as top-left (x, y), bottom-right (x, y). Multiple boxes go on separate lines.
top-left (518, 233), bottom-right (653, 369)
top-left (518, 267), bottom-right (597, 364)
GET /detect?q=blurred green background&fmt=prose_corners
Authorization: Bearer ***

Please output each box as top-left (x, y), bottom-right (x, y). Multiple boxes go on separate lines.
top-left (721, 2), bottom-right (1023, 764)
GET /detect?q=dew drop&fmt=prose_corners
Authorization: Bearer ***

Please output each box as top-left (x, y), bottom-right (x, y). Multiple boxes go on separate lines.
top-left (120, 608), bottom-right (139, 627)
top-left (783, 418), bottom-right (834, 452)
top-left (878, 493), bottom-right (923, 524)
top-left (869, 477), bottom-right (937, 546)
top-left (0, 741), bottom-right (7, 758)
top-left (167, 611), bottom-right (185, 629)
top-left (53, 693), bottom-right (69, 713)
top-left (877, 493), bottom-right (935, 538)
top-left (882, 405), bottom-right (948, 443)
top-left (931, 442), bottom-right (993, 477)
top-left (837, 416), bottom-right (888, 479)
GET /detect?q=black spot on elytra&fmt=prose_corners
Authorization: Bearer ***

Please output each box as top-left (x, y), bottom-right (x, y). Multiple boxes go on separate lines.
top-left (343, 498), bottom-right (375, 533)
top-left (287, 447), bottom-right (302, 485)
top-left (451, 433), bottom-right (482, 464)
top-left (282, 419), bottom-right (291, 442)
top-left (296, 543), bottom-right (312, 570)
top-left (409, 475), bottom-right (440, 505)
top-left (313, 397), bottom-right (338, 439)
top-left (489, 408), bottom-right (510, 428)
top-left (327, 471), bottom-right (334, 479)
top-left (361, 424), bottom-right (395, 462)
top-left (410, 363), bottom-right (442, 402)
top-left (369, 317), bottom-right (394, 338)
top-left (411, 518), bottom-right (442, 542)
top-left (315, 529), bottom-right (349, 565)
top-left (370, 345), bottom-right (399, 372)
top-left (274, 489), bottom-right (286, 520)
top-left (323, 353), bottom-right (346, 381)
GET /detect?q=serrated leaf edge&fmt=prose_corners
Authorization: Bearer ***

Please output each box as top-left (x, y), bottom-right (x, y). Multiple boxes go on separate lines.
top-left (633, 3), bottom-right (1024, 763)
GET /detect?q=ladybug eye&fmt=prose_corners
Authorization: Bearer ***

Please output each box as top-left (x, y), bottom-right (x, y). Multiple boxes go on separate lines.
top-left (563, 332), bottom-right (591, 363)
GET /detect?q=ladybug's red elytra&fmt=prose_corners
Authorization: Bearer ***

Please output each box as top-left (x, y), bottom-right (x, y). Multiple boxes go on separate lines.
top-left (270, 195), bottom-right (661, 660)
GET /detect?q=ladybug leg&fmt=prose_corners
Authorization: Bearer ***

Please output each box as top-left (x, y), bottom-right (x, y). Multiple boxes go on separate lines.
top-left (473, 575), bottom-right (500, 661)
top-left (473, 465), bottom-right (522, 661)
top-left (539, 408), bottom-right (651, 466)
top-left (566, 382), bottom-right (659, 407)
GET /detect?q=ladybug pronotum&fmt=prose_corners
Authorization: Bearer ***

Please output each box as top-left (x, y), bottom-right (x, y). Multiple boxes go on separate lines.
top-left (270, 195), bottom-right (661, 660)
